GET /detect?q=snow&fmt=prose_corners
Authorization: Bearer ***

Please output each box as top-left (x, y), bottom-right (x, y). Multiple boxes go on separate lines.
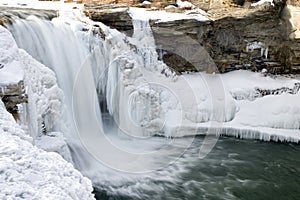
top-left (176, 0), bottom-right (196, 10)
top-left (0, 97), bottom-right (31, 143)
top-left (233, 93), bottom-right (300, 129)
top-left (142, 1), bottom-right (152, 5)
top-left (0, 0), bottom-right (73, 10)
top-left (0, 26), bottom-right (19, 67)
top-left (251, 0), bottom-right (274, 7)
top-left (1, 3), bottom-right (299, 199)
top-left (0, 99), bottom-right (95, 199)
top-left (35, 132), bottom-right (73, 162)
top-left (222, 70), bottom-right (300, 100)
top-left (157, 71), bottom-right (300, 142)
top-left (0, 61), bottom-right (24, 86)
top-left (164, 5), bottom-right (176, 10)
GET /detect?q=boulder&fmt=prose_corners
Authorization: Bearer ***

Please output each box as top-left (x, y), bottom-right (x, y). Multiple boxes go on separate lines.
top-left (83, 4), bottom-right (133, 35)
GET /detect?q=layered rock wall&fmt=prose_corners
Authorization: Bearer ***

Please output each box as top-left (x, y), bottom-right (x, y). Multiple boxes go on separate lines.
top-left (84, 1), bottom-right (300, 74)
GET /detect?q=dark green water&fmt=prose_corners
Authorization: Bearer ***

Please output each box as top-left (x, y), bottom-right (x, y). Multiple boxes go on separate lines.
top-left (93, 137), bottom-right (300, 200)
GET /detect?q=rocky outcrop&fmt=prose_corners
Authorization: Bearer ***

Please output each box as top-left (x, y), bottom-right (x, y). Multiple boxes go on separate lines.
top-left (83, 4), bottom-right (133, 34)
top-left (152, 0), bottom-right (300, 74)
top-left (84, 0), bottom-right (300, 74)
top-left (152, 19), bottom-right (217, 73)
top-left (0, 81), bottom-right (27, 115)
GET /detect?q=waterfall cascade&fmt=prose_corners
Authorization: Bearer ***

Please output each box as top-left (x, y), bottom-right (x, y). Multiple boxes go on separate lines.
top-left (7, 8), bottom-right (188, 176)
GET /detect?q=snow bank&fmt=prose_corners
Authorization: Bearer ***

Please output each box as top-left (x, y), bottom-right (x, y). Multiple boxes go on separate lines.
top-left (162, 71), bottom-right (300, 142)
top-left (222, 70), bottom-right (299, 100)
top-left (233, 93), bottom-right (300, 129)
top-left (0, 99), bottom-right (95, 199)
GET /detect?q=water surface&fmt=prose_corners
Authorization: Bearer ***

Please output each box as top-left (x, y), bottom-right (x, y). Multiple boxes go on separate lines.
top-left (94, 136), bottom-right (300, 200)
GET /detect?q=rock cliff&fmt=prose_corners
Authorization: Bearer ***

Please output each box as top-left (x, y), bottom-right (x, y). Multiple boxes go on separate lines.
top-left (84, 0), bottom-right (300, 74)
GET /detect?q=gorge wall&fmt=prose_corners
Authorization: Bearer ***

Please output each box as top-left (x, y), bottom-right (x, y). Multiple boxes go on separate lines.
top-left (84, 0), bottom-right (300, 74)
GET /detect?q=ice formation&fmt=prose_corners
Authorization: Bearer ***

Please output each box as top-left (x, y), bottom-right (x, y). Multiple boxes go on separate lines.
top-left (246, 41), bottom-right (268, 59)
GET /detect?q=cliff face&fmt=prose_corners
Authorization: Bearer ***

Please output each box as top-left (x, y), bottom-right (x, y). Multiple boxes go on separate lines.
top-left (83, 4), bottom-right (133, 33)
top-left (155, 1), bottom-right (300, 74)
top-left (84, 0), bottom-right (300, 74)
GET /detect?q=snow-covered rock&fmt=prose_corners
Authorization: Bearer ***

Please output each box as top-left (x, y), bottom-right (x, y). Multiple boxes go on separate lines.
top-left (222, 70), bottom-right (300, 100)
top-left (128, 7), bottom-right (209, 23)
top-left (251, 0), bottom-right (274, 7)
top-left (142, 1), bottom-right (151, 5)
top-left (176, 0), bottom-right (196, 9)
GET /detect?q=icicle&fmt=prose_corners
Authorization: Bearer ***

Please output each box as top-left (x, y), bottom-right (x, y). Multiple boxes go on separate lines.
top-left (264, 47), bottom-right (269, 59)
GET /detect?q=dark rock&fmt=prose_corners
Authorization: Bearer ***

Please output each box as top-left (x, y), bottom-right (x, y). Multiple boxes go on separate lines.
top-left (0, 81), bottom-right (28, 114)
top-left (83, 4), bottom-right (133, 35)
